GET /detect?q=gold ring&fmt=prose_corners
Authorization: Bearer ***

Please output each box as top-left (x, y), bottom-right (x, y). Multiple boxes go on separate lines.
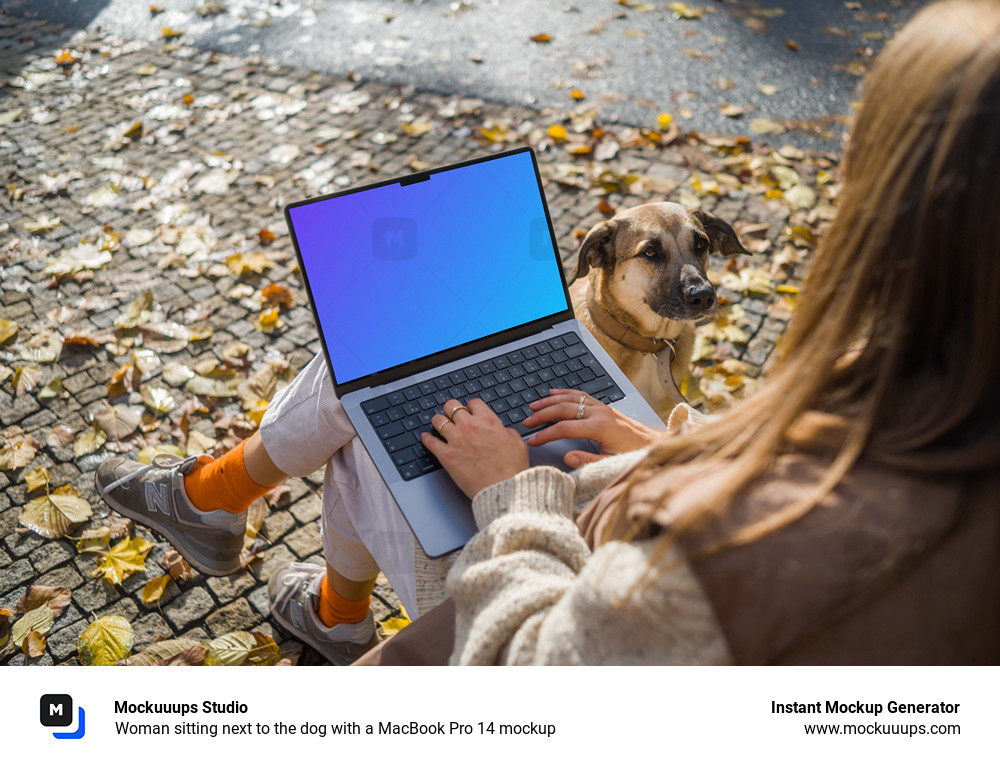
top-left (447, 404), bottom-right (471, 420)
top-left (576, 395), bottom-right (586, 420)
top-left (434, 418), bottom-right (452, 435)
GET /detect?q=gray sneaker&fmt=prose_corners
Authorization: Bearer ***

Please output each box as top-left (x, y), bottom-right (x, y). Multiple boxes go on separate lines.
top-left (268, 562), bottom-right (380, 665)
top-left (95, 454), bottom-right (246, 577)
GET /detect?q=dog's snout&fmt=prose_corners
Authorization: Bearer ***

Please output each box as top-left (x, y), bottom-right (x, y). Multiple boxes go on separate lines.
top-left (683, 283), bottom-right (716, 311)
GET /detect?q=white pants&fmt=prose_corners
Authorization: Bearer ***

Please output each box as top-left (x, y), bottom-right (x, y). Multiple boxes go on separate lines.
top-left (258, 354), bottom-right (420, 617)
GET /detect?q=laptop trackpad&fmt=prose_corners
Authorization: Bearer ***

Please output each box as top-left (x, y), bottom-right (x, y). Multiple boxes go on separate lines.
top-left (528, 438), bottom-right (599, 470)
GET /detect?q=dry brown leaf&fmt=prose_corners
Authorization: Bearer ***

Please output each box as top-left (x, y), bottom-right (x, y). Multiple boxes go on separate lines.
top-left (19, 492), bottom-right (93, 538)
top-left (261, 283), bottom-right (294, 307)
top-left (17, 585), bottom-right (71, 618)
top-left (24, 466), bottom-right (50, 492)
top-left (163, 548), bottom-right (198, 581)
top-left (22, 630), bottom-right (47, 659)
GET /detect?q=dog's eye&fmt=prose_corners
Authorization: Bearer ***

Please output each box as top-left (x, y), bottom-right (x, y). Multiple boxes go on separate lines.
top-left (641, 246), bottom-right (657, 259)
top-left (694, 235), bottom-right (708, 252)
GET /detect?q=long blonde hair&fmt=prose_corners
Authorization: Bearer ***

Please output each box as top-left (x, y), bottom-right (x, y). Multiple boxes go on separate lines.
top-left (619, 0), bottom-right (1000, 552)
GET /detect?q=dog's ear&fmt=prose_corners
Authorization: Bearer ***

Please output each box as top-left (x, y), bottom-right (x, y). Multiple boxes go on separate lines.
top-left (573, 220), bottom-right (616, 283)
top-left (691, 210), bottom-right (751, 256)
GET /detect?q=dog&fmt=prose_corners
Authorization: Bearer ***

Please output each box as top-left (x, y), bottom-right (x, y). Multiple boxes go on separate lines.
top-left (570, 202), bottom-right (749, 422)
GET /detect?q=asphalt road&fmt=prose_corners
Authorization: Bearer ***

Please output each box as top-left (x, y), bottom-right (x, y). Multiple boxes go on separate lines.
top-left (8, 0), bottom-right (930, 150)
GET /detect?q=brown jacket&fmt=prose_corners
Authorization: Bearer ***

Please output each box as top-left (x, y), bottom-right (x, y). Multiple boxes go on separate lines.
top-left (360, 454), bottom-right (999, 664)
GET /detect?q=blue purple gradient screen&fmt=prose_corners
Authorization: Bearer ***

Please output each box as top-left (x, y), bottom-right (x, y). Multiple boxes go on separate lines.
top-left (289, 151), bottom-right (569, 385)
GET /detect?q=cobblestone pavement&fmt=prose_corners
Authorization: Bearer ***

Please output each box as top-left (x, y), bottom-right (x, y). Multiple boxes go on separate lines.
top-left (0, 11), bottom-right (837, 665)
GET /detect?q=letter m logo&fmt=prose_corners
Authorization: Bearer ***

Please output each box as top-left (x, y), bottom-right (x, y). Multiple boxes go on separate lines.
top-left (145, 483), bottom-right (171, 516)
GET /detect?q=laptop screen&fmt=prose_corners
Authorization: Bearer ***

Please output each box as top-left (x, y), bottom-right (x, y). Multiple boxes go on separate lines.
top-left (287, 149), bottom-right (570, 387)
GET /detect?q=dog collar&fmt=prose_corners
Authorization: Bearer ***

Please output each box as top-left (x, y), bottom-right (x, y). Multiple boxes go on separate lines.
top-left (586, 292), bottom-right (677, 356)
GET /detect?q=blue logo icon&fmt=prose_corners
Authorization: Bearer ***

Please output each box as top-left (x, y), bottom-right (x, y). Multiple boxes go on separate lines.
top-left (40, 694), bottom-right (86, 739)
top-left (373, 217), bottom-right (417, 260)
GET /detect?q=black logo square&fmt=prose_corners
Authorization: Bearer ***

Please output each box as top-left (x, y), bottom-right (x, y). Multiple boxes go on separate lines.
top-left (40, 694), bottom-right (73, 727)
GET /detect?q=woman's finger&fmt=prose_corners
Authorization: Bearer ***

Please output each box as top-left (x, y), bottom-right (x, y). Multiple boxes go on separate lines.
top-left (526, 418), bottom-right (603, 447)
top-left (523, 401), bottom-right (580, 427)
top-left (564, 449), bottom-right (604, 468)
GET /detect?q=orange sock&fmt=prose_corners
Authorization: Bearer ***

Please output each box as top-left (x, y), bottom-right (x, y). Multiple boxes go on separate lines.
top-left (183, 439), bottom-right (273, 514)
top-left (316, 574), bottom-right (371, 628)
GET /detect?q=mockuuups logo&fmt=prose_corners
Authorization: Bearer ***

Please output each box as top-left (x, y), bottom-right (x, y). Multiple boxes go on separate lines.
top-left (40, 694), bottom-right (86, 739)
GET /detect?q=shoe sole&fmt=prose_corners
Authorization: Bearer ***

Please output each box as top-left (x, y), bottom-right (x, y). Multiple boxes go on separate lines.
top-left (94, 473), bottom-right (240, 578)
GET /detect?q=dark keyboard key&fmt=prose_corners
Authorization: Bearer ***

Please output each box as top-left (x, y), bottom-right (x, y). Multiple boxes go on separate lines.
top-left (434, 391), bottom-right (450, 406)
top-left (509, 378), bottom-right (527, 393)
top-left (606, 388), bottom-right (624, 402)
top-left (478, 360), bottom-right (496, 374)
top-left (463, 365), bottom-right (482, 380)
top-left (393, 447), bottom-right (417, 466)
top-left (403, 401), bottom-right (421, 416)
top-left (535, 341), bottom-right (553, 355)
top-left (368, 411), bottom-right (389, 427)
top-left (565, 343), bottom-right (587, 358)
top-left (493, 397), bottom-right (511, 414)
top-left (495, 369), bottom-right (512, 383)
top-left (480, 389), bottom-right (498, 403)
top-left (523, 347), bottom-right (539, 359)
top-left (495, 383), bottom-right (512, 398)
top-left (581, 377), bottom-right (614, 396)
top-left (553, 363), bottom-right (570, 377)
top-left (434, 375), bottom-right (451, 391)
top-left (399, 461), bottom-right (421, 481)
top-left (482, 373), bottom-right (498, 388)
top-left (538, 368), bottom-right (556, 382)
top-left (386, 406), bottom-right (405, 421)
top-left (362, 396), bottom-right (389, 415)
top-left (564, 372), bottom-right (582, 388)
top-left (524, 373), bottom-right (541, 388)
top-left (578, 367), bottom-right (595, 382)
top-left (377, 422), bottom-right (404, 440)
top-left (449, 371), bottom-right (466, 384)
top-left (535, 384), bottom-right (551, 399)
top-left (523, 360), bottom-right (540, 373)
top-left (465, 379), bottom-right (483, 394)
top-left (508, 350), bottom-right (525, 364)
top-left (495, 356), bottom-right (511, 369)
top-left (549, 337), bottom-right (566, 350)
top-left (506, 393), bottom-right (524, 408)
top-left (387, 391), bottom-right (406, 406)
top-left (551, 349), bottom-right (569, 364)
top-left (559, 332), bottom-right (579, 344)
top-left (567, 358), bottom-right (584, 372)
top-left (386, 432), bottom-right (416, 452)
top-left (419, 411), bottom-right (434, 425)
top-left (509, 364), bottom-right (526, 378)
top-left (419, 381), bottom-right (437, 396)
top-left (418, 396), bottom-right (437, 411)
top-left (417, 456), bottom-right (438, 474)
top-left (402, 416), bottom-right (422, 431)
top-left (449, 384), bottom-right (468, 399)
top-left (537, 354), bottom-right (554, 368)
top-left (403, 386), bottom-right (421, 401)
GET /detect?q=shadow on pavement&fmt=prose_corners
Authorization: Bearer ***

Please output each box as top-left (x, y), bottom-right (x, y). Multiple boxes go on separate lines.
top-left (0, 0), bottom-right (110, 101)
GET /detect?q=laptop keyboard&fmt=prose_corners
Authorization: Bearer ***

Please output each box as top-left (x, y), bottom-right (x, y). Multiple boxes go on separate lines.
top-left (360, 332), bottom-right (624, 481)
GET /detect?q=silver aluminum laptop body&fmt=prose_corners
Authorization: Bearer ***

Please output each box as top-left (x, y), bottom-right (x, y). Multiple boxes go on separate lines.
top-left (286, 148), bottom-right (664, 557)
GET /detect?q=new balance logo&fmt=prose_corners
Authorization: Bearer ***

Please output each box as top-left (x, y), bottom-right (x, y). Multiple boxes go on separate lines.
top-left (145, 482), bottom-right (171, 516)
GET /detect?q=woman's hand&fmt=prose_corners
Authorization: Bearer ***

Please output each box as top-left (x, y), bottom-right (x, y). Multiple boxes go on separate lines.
top-left (523, 389), bottom-right (662, 468)
top-left (421, 398), bottom-right (530, 499)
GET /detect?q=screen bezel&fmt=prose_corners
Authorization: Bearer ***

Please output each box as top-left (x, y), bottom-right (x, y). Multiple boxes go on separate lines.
top-left (284, 146), bottom-right (576, 396)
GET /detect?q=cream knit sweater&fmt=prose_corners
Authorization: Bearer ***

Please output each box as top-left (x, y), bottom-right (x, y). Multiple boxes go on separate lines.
top-left (440, 450), bottom-right (732, 665)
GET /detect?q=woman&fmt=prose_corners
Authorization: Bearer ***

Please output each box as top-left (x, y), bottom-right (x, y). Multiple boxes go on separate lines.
top-left (419, 0), bottom-right (1000, 664)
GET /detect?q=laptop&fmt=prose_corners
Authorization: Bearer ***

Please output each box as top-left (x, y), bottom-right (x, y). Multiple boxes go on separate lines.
top-left (285, 146), bottom-right (663, 557)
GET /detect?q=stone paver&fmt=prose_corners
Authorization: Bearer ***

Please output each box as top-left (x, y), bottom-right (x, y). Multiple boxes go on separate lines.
top-left (0, 9), bottom-right (833, 665)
